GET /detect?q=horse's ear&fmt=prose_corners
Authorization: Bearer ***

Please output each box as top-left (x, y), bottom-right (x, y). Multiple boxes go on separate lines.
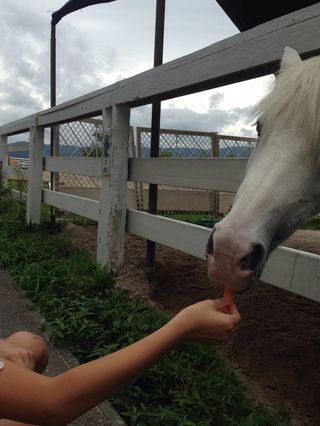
top-left (280, 47), bottom-right (302, 72)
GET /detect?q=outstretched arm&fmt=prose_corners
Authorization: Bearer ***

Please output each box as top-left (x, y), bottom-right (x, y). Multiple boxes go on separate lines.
top-left (0, 299), bottom-right (240, 426)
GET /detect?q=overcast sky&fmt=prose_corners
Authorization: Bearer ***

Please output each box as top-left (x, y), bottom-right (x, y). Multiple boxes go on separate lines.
top-left (0, 0), bottom-right (274, 141)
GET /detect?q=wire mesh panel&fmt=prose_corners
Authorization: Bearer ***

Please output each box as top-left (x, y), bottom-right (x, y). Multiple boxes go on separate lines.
top-left (54, 122), bottom-right (256, 215)
top-left (136, 127), bottom-right (217, 158)
top-left (135, 127), bottom-right (257, 216)
top-left (58, 118), bottom-right (103, 189)
top-left (137, 127), bottom-right (256, 158)
top-left (218, 134), bottom-right (256, 157)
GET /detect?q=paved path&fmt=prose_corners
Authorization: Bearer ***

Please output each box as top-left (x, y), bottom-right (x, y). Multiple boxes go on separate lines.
top-left (0, 269), bottom-right (126, 426)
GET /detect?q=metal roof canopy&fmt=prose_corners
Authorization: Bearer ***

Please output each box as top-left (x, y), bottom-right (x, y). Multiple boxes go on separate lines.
top-left (217, 0), bottom-right (320, 31)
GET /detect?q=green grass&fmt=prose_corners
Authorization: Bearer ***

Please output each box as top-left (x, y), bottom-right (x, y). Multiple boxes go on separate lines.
top-left (0, 191), bottom-right (290, 425)
top-left (300, 217), bottom-right (320, 230)
top-left (163, 213), bottom-right (220, 227)
top-left (7, 178), bottom-right (28, 193)
top-left (165, 212), bottom-right (320, 232)
top-left (66, 213), bottom-right (98, 226)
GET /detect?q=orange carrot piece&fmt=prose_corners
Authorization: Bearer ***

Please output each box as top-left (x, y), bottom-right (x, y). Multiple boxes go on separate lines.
top-left (224, 287), bottom-right (234, 313)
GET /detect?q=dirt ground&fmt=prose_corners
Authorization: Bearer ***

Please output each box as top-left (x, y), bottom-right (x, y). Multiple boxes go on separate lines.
top-left (63, 224), bottom-right (320, 426)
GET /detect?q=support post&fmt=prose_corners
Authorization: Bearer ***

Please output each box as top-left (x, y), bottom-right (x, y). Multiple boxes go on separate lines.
top-left (50, 23), bottom-right (57, 228)
top-left (146, 0), bottom-right (166, 276)
top-left (0, 135), bottom-right (8, 189)
top-left (136, 128), bottom-right (145, 210)
top-left (27, 126), bottom-right (44, 225)
top-left (129, 126), bottom-right (141, 211)
top-left (97, 104), bottom-right (130, 272)
top-left (211, 132), bottom-right (220, 217)
top-left (52, 125), bottom-right (60, 192)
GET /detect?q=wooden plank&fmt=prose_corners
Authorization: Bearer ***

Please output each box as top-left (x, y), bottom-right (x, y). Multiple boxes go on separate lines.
top-left (32, 4), bottom-right (320, 126)
top-left (219, 134), bottom-right (257, 143)
top-left (97, 107), bottom-right (113, 266)
top-left (261, 247), bottom-right (320, 302)
top-left (7, 142), bottom-right (29, 153)
top-left (44, 157), bottom-right (103, 177)
top-left (0, 115), bottom-right (35, 137)
top-left (136, 126), bottom-right (215, 138)
top-left (26, 127), bottom-right (44, 225)
top-left (5, 166), bottom-right (28, 180)
top-left (128, 158), bottom-right (247, 192)
top-left (10, 189), bottom-right (27, 203)
top-left (127, 209), bottom-right (211, 259)
top-left (42, 189), bottom-right (99, 221)
top-left (97, 105), bottom-right (131, 271)
top-left (127, 209), bottom-right (320, 302)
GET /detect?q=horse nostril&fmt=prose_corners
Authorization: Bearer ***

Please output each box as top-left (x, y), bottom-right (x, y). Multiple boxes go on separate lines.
top-left (240, 243), bottom-right (265, 271)
top-left (206, 228), bottom-right (215, 256)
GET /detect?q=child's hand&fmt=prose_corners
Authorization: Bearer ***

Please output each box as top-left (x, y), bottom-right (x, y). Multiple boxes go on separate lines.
top-left (171, 299), bottom-right (241, 343)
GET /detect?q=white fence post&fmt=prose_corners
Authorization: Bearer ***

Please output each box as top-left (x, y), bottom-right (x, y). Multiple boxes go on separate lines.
top-left (0, 135), bottom-right (8, 188)
top-left (27, 126), bottom-right (44, 225)
top-left (97, 104), bottom-right (130, 271)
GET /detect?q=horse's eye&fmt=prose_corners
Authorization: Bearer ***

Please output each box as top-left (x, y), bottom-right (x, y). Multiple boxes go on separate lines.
top-left (256, 120), bottom-right (262, 137)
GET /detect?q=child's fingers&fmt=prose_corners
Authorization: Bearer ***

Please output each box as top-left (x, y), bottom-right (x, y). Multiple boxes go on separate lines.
top-left (227, 303), bottom-right (241, 323)
top-left (212, 298), bottom-right (228, 311)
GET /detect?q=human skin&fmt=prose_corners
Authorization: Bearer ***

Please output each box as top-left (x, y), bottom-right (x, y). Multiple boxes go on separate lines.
top-left (0, 298), bottom-right (240, 426)
top-left (0, 331), bottom-right (49, 373)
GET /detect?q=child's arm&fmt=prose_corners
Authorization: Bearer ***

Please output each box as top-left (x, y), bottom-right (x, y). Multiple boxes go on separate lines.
top-left (0, 298), bottom-right (240, 426)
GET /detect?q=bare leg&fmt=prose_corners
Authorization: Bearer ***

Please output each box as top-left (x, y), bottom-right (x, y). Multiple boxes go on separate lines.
top-left (3, 331), bottom-right (49, 373)
top-left (0, 332), bottom-right (49, 426)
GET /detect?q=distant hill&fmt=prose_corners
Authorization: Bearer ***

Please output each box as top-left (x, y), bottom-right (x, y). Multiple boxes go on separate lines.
top-left (142, 146), bottom-right (254, 158)
top-left (9, 142), bottom-right (254, 159)
top-left (9, 142), bottom-right (83, 158)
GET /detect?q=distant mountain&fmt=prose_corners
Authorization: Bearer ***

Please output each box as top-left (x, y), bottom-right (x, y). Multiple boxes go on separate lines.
top-left (9, 142), bottom-right (254, 159)
top-left (142, 146), bottom-right (254, 158)
top-left (9, 142), bottom-right (83, 158)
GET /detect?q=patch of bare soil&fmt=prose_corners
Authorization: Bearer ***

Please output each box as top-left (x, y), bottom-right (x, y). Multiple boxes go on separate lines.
top-left (63, 223), bottom-right (320, 426)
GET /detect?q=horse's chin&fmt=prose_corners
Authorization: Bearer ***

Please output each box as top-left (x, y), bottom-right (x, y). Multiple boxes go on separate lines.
top-left (240, 265), bottom-right (264, 292)
top-left (207, 265), bottom-right (264, 293)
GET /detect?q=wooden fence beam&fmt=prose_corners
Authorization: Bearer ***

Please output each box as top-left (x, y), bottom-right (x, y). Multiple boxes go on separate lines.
top-left (44, 156), bottom-right (103, 177)
top-left (127, 209), bottom-right (320, 302)
top-left (128, 158), bottom-right (247, 192)
top-left (97, 105), bottom-right (130, 271)
top-left (26, 126), bottom-right (44, 225)
top-left (7, 141), bottom-right (29, 153)
top-left (42, 189), bottom-right (99, 221)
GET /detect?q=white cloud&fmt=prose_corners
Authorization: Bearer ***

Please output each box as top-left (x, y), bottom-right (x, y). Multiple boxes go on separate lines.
top-left (0, 0), bottom-right (270, 137)
top-left (132, 95), bottom-right (255, 137)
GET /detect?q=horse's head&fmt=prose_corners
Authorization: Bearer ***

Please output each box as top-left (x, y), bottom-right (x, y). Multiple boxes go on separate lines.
top-left (207, 47), bottom-right (320, 291)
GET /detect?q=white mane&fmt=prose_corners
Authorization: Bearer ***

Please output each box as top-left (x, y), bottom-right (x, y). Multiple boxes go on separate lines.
top-left (255, 55), bottom-right (320, 150)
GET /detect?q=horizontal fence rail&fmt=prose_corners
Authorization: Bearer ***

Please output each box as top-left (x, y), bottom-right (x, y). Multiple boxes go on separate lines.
top-left (7, 187), bottom-right (320, 302)
top-left (5, 166), bottom-right (28, 179)
top-left (7, 142), bottom-right (29, 152)
top-left (42, 189), bottom-right (99, 221)
top-left (127, 209), bottom-right (320, 303)
top-left (128, 158), bottom-right (247, 192)
top-left (44, 157), bottom-right (103, 177)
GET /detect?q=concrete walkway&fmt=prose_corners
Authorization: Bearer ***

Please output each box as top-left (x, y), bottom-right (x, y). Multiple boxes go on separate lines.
top-left (0, 269), bottom-right (126, 426)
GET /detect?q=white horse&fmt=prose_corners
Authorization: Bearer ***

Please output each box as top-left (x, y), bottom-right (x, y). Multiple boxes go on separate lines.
top-left (207, 47), bottom-right (320, 291)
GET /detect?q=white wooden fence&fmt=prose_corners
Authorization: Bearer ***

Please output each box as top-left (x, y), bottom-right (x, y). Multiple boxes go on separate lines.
top-left (1, 4), bottom-right (320, 301)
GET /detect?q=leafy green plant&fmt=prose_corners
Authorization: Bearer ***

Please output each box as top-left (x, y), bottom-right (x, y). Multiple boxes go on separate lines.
top-left (300, 216), bottom-right (320, 230)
